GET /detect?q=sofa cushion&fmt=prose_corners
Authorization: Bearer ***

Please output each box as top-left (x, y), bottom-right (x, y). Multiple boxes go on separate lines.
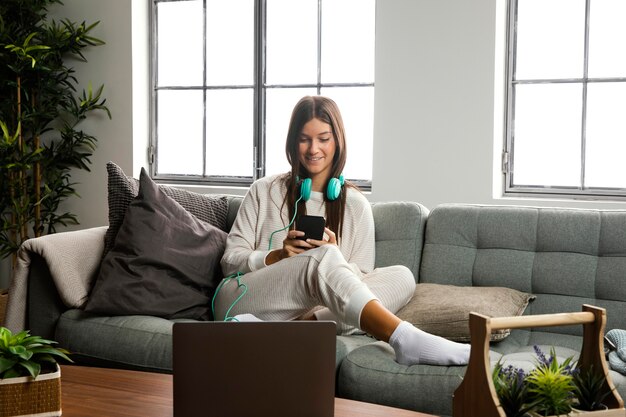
top-left (396, 283), bottom-right (535, 342)
top-left (55, 309), bottom-right (181, 372)
top-left (56, 309), bottom-right (377, 374)
top-left (372, 201), bottom-right (428, 279)
top-left (103, 161), bottom-right (229, 257)
top-left (86, 169), bottom-right (227, 321)
top-left (338, 341), bottom-right (493, 417)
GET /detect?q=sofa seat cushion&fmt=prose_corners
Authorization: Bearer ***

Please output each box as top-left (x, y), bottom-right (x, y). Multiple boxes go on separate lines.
top-left (56, 309), bottom-right (377, 374)
top-left (335, 334), bottom-right (376, 370)
top-left (338, 341), bottom-right (485, 417)
top-left (338, 330), bottom-right (626, 417)
top-left (55, 309), bottom-right (185, 372)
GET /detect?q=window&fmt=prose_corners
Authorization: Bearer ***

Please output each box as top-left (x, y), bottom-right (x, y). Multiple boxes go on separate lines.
top-left (151, 0), bottom-right (375, 188)
top-left (504, 0), bottom-right (626, 198)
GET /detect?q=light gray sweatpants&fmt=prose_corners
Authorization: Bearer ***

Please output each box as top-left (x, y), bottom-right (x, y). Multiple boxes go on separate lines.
top-left (214, 245), bottom-right (416, 335)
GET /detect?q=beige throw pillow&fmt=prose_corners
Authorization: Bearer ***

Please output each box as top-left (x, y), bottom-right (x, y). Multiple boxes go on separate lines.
top-left (396, 283), bottom-right (535, 342)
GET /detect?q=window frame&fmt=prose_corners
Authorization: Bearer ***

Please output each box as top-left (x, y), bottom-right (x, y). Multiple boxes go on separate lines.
top-left (503, 0), bottom-right (626, 200)
top-left (149, 0), bottom-right (374, 190)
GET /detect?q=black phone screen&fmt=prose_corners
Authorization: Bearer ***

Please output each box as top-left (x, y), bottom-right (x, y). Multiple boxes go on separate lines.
top-left (296, 215), bottom-right (325, 240)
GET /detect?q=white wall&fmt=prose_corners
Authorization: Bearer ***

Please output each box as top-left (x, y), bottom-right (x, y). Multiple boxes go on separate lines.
top-left (372, 0), bottom-right (626, 211)
top-left (57, 0), bottom-right (626, 233)
top-left (47, 0), bottom-right (151, 226)
top-left (372, 0), bottom-right (498, 208)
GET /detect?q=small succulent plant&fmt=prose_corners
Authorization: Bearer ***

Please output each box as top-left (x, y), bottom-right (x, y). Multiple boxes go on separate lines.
top-left (573, 365), bottom-right (611, 411)
top-left (0, 326), bottom-right (72, 379)
top-left (492, 361), bottom-right (537, 417)
top-left (525, 346), bottom-right (577, 416)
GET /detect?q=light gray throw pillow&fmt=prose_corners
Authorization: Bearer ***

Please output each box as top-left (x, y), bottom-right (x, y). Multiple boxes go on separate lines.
top-left (396, 283), bottom-right (535, 342)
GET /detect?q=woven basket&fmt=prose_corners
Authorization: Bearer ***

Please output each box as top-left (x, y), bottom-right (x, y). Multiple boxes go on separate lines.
top-left (0, 365), bottom-right (61, 417)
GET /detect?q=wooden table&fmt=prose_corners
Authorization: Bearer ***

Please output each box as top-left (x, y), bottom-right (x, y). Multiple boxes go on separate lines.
top-left (60, 365), bottom-right (434, 417)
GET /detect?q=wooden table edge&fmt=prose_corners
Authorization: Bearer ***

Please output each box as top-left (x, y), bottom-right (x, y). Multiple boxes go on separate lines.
top-left (60, 365), bottom-right (435, 417)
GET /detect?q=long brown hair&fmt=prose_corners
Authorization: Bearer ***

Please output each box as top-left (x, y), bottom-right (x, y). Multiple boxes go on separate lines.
top-left (282, 96), bottom-right (356, 241)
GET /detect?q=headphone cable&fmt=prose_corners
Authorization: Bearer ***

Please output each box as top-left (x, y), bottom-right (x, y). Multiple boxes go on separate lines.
top-left (267, 194), bottom-right (302, 250)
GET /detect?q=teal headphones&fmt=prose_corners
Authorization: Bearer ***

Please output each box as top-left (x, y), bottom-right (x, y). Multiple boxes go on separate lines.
top-left (268, 174), bottom-right (345, 250)
top-left (299, 174), bottom-right (345, 202)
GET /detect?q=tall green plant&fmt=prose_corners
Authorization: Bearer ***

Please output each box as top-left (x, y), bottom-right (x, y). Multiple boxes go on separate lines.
top-left (0, 0), bottom-right (110, 264)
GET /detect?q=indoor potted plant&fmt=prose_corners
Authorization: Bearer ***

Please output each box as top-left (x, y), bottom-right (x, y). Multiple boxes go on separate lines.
top-left (0, 0), bottom-right (110, 277)
top-left (492, 346), bottom-right (616, 417)
top-left (0, 326), bottom-right (72, 417)
top-left (525, 347), bottom-right (577, 416)
top-left (492, 362), bottom-right (538, 417)
top-left (573, 365), bottom-right (612, 412)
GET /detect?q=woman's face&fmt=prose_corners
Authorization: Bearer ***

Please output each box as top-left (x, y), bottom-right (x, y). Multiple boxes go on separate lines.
top-left (298, 117), bottom-right (336, 185)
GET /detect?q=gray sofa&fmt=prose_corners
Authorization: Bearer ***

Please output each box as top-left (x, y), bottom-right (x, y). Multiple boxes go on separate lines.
top-left (21, 198), bottom-right (626, 416)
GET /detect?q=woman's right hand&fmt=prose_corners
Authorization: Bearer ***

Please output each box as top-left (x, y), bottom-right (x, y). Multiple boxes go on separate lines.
top-left (265, 230), bottom-right (315, 265)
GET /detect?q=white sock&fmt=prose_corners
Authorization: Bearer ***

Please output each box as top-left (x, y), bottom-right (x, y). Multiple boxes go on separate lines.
top-left (233, 313), bottom-right (263, 322)
top-left (389, 321), bottom-right (470, 366)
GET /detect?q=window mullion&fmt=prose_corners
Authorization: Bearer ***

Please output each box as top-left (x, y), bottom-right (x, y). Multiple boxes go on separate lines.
top-left (580, 0), bottom-right (591, 190)
top-left (150, 1), bottom-right (159, 177)
top-left (253, 0), bottom-right (266, 181)
top-left (505, 0), bottom-right (518, 191)
top-left (202, 0), bottom-right (208, 178)
top-left (317, 0), bottom-right (322, 94)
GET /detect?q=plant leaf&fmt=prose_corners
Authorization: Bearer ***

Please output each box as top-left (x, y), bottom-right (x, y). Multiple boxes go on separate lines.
top-left (0, 357), bottom-right (18, 374)
top-left (17, 360), bottom-right (41, 379)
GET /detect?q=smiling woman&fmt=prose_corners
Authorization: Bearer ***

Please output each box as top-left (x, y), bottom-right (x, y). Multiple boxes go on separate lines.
top-left (212, 95), bottom-right (470, 369)
top-left (151, 0), bottom-right (375, 187)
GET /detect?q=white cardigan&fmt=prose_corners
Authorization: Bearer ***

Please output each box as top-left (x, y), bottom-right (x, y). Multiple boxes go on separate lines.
top-left (220, 174), bottom-right (375, 276)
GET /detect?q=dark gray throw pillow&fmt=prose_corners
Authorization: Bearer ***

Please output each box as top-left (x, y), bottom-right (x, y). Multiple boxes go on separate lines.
top-left (103, 161), bottom-right (229, 257)
top-left (86, 168), bottom-right (227, 320)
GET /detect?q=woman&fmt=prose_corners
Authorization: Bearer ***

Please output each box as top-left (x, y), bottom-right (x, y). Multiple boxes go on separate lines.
top-left (216, 96), bottom-right (469, 366)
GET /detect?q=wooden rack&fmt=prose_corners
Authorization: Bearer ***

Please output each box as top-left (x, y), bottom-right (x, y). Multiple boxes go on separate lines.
top-left (453, 304), bottom-right (626, 417)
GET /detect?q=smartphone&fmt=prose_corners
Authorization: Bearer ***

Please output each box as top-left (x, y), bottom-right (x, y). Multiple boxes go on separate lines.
top-left (296, 215), bottom-right (326, 241)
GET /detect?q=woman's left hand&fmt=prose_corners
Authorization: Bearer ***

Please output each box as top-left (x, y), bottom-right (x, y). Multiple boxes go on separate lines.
top-left (305, 227), bottom-right (337, 247)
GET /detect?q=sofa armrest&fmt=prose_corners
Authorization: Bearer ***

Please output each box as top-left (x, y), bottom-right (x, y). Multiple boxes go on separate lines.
top-left (5, 226), bottom-right (107, 332)
top-left (372, 201), bottom-right (429, 280)
top-left (27, 254), bottom-right (66, 339)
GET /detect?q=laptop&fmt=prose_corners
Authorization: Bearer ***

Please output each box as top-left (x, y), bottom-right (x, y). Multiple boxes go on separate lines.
top-left (172, 321), bottom-right (337, 417)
